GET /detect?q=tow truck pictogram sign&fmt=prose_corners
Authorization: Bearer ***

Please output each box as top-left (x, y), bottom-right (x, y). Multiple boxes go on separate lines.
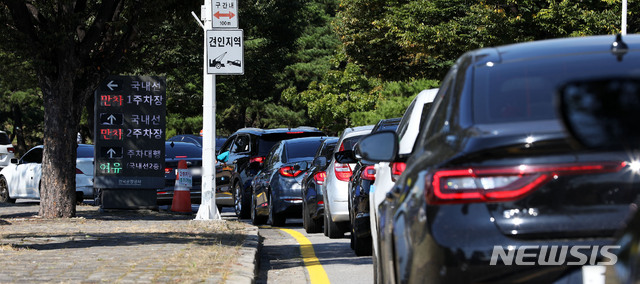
top-left (206, 29), bottom-right (244, 75)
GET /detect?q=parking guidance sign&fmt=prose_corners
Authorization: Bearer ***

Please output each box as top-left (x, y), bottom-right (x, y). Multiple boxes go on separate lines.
top-left (206, 29), bottom-right (244, 75)
top-left (94, 75), bottom-right (166, 189)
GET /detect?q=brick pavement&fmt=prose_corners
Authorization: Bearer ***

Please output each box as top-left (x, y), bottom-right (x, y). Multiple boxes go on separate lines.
top-left (0, 202), bottom-right (259, 283)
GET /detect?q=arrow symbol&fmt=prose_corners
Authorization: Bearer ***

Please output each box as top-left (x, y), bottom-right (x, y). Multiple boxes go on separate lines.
top-left (214, 11), bottom-right (235, 19)
top-left (107, 148), bottom-right (116, 158)
top-left (107, 80), bottom-right (118, 91)
top-left (106, 114), bottom-right (117, 125)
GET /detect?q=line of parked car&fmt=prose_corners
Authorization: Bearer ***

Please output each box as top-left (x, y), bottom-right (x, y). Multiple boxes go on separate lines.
top-left (231, 34), bottom-right (640, 284)
top-left (2, 33), bottom-right (640, 283)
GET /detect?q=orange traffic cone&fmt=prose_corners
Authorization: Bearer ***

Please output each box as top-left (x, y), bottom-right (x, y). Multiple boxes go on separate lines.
top-left (171, 160), bottom-right (192, 213)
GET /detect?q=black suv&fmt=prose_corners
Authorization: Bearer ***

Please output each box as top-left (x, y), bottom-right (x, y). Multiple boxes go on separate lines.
top-left (358, 35), bottom-right (640, 283)
top-left (216, 127), bottom-right (325, 218)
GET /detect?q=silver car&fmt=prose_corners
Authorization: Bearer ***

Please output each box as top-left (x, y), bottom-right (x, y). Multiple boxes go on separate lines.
top-left (323, 125), bottom-right (373, 238)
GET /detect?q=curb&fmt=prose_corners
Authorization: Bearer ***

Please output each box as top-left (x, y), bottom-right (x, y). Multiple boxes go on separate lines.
top-left (224, 225), bottom-right (261, 284)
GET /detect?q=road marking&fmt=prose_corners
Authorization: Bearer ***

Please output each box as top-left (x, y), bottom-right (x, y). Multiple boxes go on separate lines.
top-left (279, 228), bottom-right (331, 284)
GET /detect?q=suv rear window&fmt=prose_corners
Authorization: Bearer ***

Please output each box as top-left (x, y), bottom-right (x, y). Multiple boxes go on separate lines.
top-left (286, 140), bottom-right (324, 160)
top-left (473, 52), bottom-right (640, 124)
top-left (0, 132), bottom-right (10, 145)
top-left (166, 143), bottom-right (202, 158)
top-left (257, 132), bottom-right (325, 157)
top-left (77, 146), bottom-right (94, 158)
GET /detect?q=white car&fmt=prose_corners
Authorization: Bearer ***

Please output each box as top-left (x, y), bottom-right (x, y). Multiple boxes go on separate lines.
top-left (0, 131), bottom-right (15, 169)
top-left (323, 125), bottom-right (373, 238)
top-left (367, 88), bottom-right (438, 279)
top-left (0, 144), bottom-right (95, 203)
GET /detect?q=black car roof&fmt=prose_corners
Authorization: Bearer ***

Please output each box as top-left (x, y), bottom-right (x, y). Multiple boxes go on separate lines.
top-left (281, 136), bottom-right (334, 145)
top-left (232, 127), bottom-right (324, 136)
top-left (471, 34), bottom-right (640, 65)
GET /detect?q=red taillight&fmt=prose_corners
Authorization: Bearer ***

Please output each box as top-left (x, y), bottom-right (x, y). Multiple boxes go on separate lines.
top-left (280, 166), bottom-right (303, 177)
top-left (287, 131), bottom-right (304, 134)
top-left (391, 162), bottom-right (406, 182)
top-left (7, 147), bottom-right (14, 153)
top-left (317, 200), bottom-right (324, 205)
top-left (175, 156), bottom-right (187, 158)
top-left (250, 156), bottom-right (266, 164)
top-left (361, 165), bottom-right (376, 181)
top-left (165, 168), bottom-right (173, 174)
top-left (426, 162), bottom-right (626, 205)
top-left (314, 171), bottom-right (326, 185)
top-left (334, 162), bottom-right (352, 181)
top-left (76, 168), bottom-right (84, 174)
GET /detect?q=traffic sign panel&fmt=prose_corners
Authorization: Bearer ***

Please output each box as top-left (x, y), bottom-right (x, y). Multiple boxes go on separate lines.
top-left (94, 75), bottom-right (166, 189)
top-left (206, 29), bottom-right (244, 75)
top-left (211, 0), bottom-right (238, 28)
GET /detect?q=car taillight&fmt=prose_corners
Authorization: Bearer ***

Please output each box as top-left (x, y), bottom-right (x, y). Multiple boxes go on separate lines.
top-left (334, 162), bottom-right (352, 181)
top-left (361, 165), bottom-right (376, 181)
top-left (7, 147), bottom-right (14, 153)
top-left (76, 168), bottom-right (84, 174)
top-left (391, 162), bottom-right (406, 182)
top-left (165, 167), bottom-right (173, 174)
top-left (250, 156), bottom-right (266, 164)
top-left (314, 171), bottom-right (326, 185)
top-left (280, 166), bottom-right (303, 177)
top-left (317, 200), bottom-right (324, 205)
top-left (287, 131), bottom-right (304, 134)
top-left (425, 161), bottom-right (626, 205)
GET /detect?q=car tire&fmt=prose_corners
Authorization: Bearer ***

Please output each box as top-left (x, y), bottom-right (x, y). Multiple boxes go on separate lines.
top-left (217, 204), bottom-right (224, 214)
top-left (326, 210), bottom-right (343, 239)
top-left (304, 202), bottom-right (322, 234)
top-left (268, 193), bottom-right (286, 227)
top-left (302, 201), bottom-right (309, 231)
top-left (0, 176), bottom-right (15, 203)
top-left (251, 193), bottom-right (266, 225)
top-left (233, 182), bottom-right (250, 219)
top-left (352, 225), bottom-right (373, 256)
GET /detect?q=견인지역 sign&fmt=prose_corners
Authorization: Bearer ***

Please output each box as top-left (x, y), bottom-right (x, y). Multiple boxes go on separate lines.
top-left (206, 29), bottom-right (244, 75)
top-left (211, 0), bottom-right (238, 28)
top-left (94, 75), bottom-right (166, 189)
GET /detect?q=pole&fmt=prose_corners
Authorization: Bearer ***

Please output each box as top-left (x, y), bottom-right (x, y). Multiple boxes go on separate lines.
top-left (196, 1), bottom-right (221, 220)
top-left (622, 0), bottom-right (627, 35)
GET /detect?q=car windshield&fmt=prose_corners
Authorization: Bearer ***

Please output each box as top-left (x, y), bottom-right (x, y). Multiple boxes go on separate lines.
top-left (340, 135), bottom-right (365, 151)
top-left (473, 52), bottom-right (640, 124)
top-left (0, 132), bottom-right (10, 145)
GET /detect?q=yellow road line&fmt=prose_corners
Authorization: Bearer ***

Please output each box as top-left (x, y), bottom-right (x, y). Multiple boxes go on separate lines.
top-left (279, 228), bottom-right (331, 284)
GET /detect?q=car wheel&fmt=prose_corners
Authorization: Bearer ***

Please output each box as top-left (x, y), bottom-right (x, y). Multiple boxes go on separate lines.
top-left (352, 225), bottom-right (373, 256)
top-left (268, 193), bottom-right (286, 227)
top-left (217, 204), bottom-right (224, 214)
top-left (0, 176), bottom-right (15, 203)
top-left (251, 193), bottom-right (266, 225)
top-left (304, 202), bottom-right (321, 233)
top-left (233, 183), bottom-right (250, 219)
top-left (302, 201), bottom-right (309, 231)
top-left (326, 210), bottom-right (343, 239)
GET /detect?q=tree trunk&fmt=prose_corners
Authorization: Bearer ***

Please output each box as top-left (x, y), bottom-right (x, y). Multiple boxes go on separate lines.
top-left (11, 104), bottom-right (27, 154)
top-left (37, 48), bottom-right (83, 218)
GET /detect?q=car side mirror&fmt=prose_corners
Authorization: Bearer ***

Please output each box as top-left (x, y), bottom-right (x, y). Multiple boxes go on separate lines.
top-left (312, 156), bottom-right (327, 168)
top-left (334, 150), bottom-right (357, 164)
top-left (558, 77), bottom-right (640, 151)
top-left (355, 131), bottom-right (398, 162)
top-left (10, 158), bottom-right (18, 164)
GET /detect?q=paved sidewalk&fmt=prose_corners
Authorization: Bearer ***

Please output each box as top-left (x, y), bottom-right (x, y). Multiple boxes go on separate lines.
top-left (0, 202), bottom-right (259, 283)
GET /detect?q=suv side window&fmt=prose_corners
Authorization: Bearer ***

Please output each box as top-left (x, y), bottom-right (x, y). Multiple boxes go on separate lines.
top-left (219, 135), bottom-right (235, 154)
top-left (231, 135), bottom-right (250, 154)
top-left (424, 72), bottom-right (455, 139)
top-left (265, 143), bottom-right (281, 169)
top-left (21, 147), bottom-right (43, 164)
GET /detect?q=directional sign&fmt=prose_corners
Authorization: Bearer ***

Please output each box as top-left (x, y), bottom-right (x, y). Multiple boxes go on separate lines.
top-left (206, 29), bottom-right (244, 75)
top-left (99, 113), bottom-right (123, 125)
top-left (94, 75), bottom-right (166, 189)
top-left (211, 0), bottom-right (238, 28)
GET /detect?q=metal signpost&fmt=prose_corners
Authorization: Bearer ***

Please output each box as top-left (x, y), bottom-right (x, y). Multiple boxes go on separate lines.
top-left (194, 0), bottom-right (243, 220)
top-left (94, 75), bottom-right (166, 209)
